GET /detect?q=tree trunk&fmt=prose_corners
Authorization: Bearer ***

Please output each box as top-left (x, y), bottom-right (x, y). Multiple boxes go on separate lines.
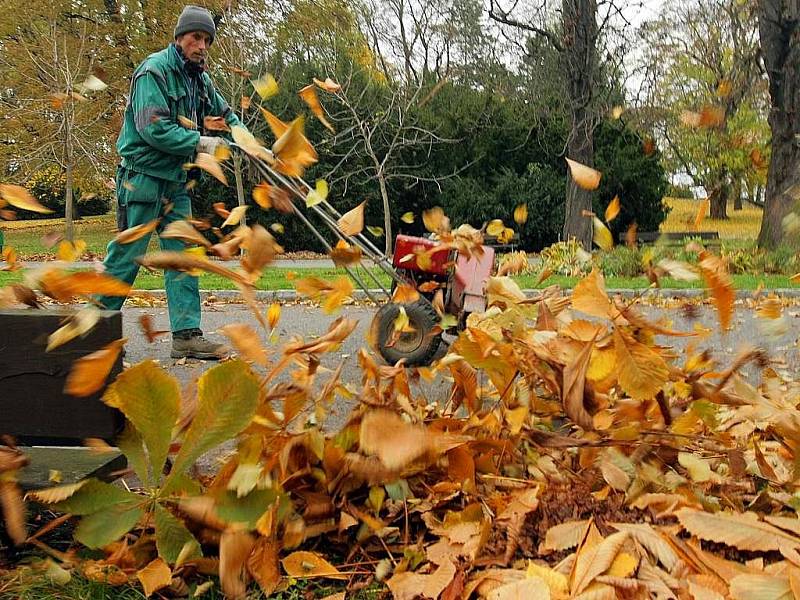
top-left (64, 101), bottom-right (75, 243)
top-left (709, 183), bottom-right (728, 219)
top-left (561, 0), bottom-right (598, 250)
top-left (378, 171), bottom-right (392, 255)
top-left (757, 0), bottom-right (800, 248)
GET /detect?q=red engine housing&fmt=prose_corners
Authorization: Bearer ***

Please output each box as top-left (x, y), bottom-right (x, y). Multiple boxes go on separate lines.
top-left (392, 235), bottom-right (451, 275)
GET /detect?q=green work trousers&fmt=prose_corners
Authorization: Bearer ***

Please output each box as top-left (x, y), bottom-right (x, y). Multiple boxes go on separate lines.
top-left (97, 166), bottom-right (200, 333)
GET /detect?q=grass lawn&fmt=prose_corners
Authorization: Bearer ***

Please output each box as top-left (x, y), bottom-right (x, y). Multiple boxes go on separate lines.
top-left (0, 266), bottom-right (794, 292)
top-left (660, 197), bottom-right (762, 240)
top-left (1, 215), bottom-right (119, 259)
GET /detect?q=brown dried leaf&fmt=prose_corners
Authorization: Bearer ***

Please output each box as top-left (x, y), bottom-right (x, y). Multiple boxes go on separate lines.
top-left (563, 340), bottom-right (596, 430)
top-left (247, 537), bottom-right (281, 596)
top-left (219, 324), bottom-right (268, 367)
top-left (137, 558), bottom-right (171, 597)
top-left (190, 152), bottom-right (228, 186)
top-left (299, 84), bottom-right (334, 132)
top-left (613, 329), bottom-right (669, 400)
top-left (676, 508), bottom-right (800, 553)
top-left (65, 339), bottom-right (126, 397)
top-left (160, 220), bottom-right (212, 248)
top-left (0, 184), bottom-right (54, 213)
top-left (204, 116), bottom-right (230, 132)
top-left (219, 530), bottom-right (255, 599)
top-left (0, 480), bottom-right (25, 545)
top-left (281, 551), bottom-right (346, 580)
top-left (566, 158), bottom-right (602, 191)
top-left (337, 201), bottom-right (366, 236)
top-left (115, 219), bottom-right (159, 244)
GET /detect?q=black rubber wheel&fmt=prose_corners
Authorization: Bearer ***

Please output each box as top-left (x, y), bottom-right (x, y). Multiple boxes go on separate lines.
top-left (373, 299), bottom-right (442, 367)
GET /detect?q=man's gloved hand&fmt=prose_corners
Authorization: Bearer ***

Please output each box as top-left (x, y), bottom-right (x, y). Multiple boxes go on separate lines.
top-left (196, 135), bottom-right (226, 155)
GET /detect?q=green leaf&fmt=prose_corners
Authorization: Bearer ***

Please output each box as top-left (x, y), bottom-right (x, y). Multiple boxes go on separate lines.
top-left (74, 503), bottom-right (144, 548)
top-left (53, 479), bottom-right (140, 515)
top-left (104, 361), bottom-right (180, 484)
top-left (215, 488), bottom-right (277, 529)
top-left (163, 361), bottom-right (259, 494)
top-left (155, 504), bottom-right (201, 564)
top-left (116, 422), bottom-right (148, 485)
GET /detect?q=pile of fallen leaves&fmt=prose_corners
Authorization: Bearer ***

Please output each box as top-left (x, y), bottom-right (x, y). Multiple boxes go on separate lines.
top-left (2, 225), bottom-right (800, 599)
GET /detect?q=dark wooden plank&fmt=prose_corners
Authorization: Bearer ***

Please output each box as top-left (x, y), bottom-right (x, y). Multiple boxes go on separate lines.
top-left (0, 309), bottom-right (125, 444)
top-left (617, 231), bottom-right (720, 243)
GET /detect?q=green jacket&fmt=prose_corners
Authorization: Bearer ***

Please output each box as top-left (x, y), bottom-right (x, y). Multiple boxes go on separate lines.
top-left (117, 44), bottom-right (242, 183)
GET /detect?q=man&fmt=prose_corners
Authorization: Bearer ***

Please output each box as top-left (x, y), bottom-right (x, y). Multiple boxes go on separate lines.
top-left (99, 5), bottom-right (242, 360)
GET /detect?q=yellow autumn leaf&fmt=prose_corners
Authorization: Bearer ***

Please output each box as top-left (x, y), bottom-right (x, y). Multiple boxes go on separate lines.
top-left (137, 558), bottom-right (171, 597)
top-left (337, 201), bottom-right (366, 236)
top-left (251, 73), bottom-right (278, 99)
top-left (513, 203), bottom-right (528, 225)
top-left (486, 219), bottom-right (505, 237)
top-left (613, 329), bottom-right (669, 400)
top-left (221, 205), bottom-right (248, 228)
top-left (566, 157), bottom-right (602, 191)
top-left (305, 180), bottom-right (329, 208)
top-left (604, 195), bottom-right (620, 223)
top-left (0, 184), bottom-right (53, 213)
top-left (281, 551), bottom-right (347, 580)
top-left (267, 302), bottom-right (281, 330)
top-left (592, 216), bottom-right (613, 251)
top-left (401, 212), bottom-right (415, 224)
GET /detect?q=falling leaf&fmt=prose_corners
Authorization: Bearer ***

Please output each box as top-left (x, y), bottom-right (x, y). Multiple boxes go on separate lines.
top-left (271, 115), bottom-right (318, 177)
top-left (115, 219), bottom-right (159, 244)
top-left (220, 323), bottom-right (268, 367)
top-left (204, 116), bottom-right (230, 132)
top-left (294, 276), bottom-right (353, 313)
top-left (592, 216), bottom-right (613, 251)
top-left (694, 199), bottom-right (709, 230)
top-left (270, 223), bottom-right (284, 234)
top-left (220, 530), bottom-right (256, 599)
top-left (604, 195), bottom-right (620, 223)
top-left (614, 329), bottom-right (669, 400)
top-left (299, 84), bottom-right (334, 132)
top-left (367, 226), bottom-right (384, 237)
top-left (251, 73), bottom-right (278, 99)
top-left (513, 203), bottom-right (528, 225)
top-left (139, 314), bottom-right (169, 343)
top-left (401, 212), bottom-right (415, 224)
top-left (566, 158), bottom-right (602, 191)
top-left (0, 480), bottom-right (25, 545)
top-left (137, 558), bottom-right (171, 597)
top-left (329, 240), bottom-right (362, 266)
top-left (185, 153), bottom-right (226, 186)
top-left (423, 207), bottom-right (449, 233)
top-left (282, 551), bottom-right (347, 580)
top-left (656, 259), bottom-right (699, 281)
top-left (313, 77), bottom-right (342, 92)
top-left (0, 184), bottom-right (53, 213)
top-left (240, 95), bottom-right (251, 110)
top-left (642, 138), bottom-right (656, 156)
top-left (681, 106), bottom-right (725, 128)
top-left (305, 180), bottom-right (329, 208)
top-left (178, 115), bottom-right (198, 129)
top-left (221, 205), bottom-right (248, 227)
top-left (39, 269), bottom-right (130, 302)
top-left (65, 339), bottom-right (126, 397)
top-left (611, 105), bottom-right (624, 120)
top-left (392, 284), bottom-right (420, 304)
top-left (698, 254), bottom-right (735, 330)
top-left (47, 306), bottom-right (100, 351)
top-left (231, 125), bottom-right (274, 163)
top-left (716, 80), bottom-right (732, 98)
top-left (625, 222), bottom-right (638, 247)
top-left (337, 201), bottom-right (366, 236)
top-left (160, 220), bottom-right (212, 248)
top-left (267, 303), bottom-right (281, 330)
top-left (79, 74), bottom-right (108, 92)
top-left (247, 537), bottom-right (281, 595)
top-left (56, 239), bottom-right (87, 262)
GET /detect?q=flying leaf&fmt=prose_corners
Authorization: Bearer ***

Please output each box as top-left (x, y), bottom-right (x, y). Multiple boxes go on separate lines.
top-left (47, 306), bottom-right (100, 351)
top-left (139, 314), bottom-right (169, 343)
top-left (221, 205), bottom-right (248, 227)
top-left (56, 239), bottom-right (87, 262)
top-left (563, 340), bottom-right (596, 430)
top-left (401, 212), bottom-right (415, 224)
top-left (240, 95), bottom-right (251, 110)
top-left (137, 558), bottom-right (171, 597)
top-left (282, 551), bottom-right (347, 580)
top-left (313, 77), bottom-right (341, 92)
top-left (592, 216), bottom-right (613, 251)
top-left (267, 303), bottom-right (281, 330)
top-left (698, 254), bottom-right (735, 330)
top-left (231, 125), bottom-right (274, 163)
top-left (39, 269), bottom-right (130, 302)
top-left (204, 116), bottom-right (230, 132)
top-left (305, 180), bottom-right (329, 208)
top-left (337, 201), bottom-right (366, 236)
top-left (513, 203), bottom-right (528, 225)
top-left (392, 284), bottom-right (420, 304)
top-left (423, 207), bottom-right (449, 233)
top-left (220, 323), bottom-right (268, 367)
top-left (329, 240), bottom-right (362, 266)
top-left (566, 158), bottom-right (601, 191)
top-left (190, 152), bottom-right (228, 185)
top-left (115, 219), bottom-right (159, 244)
top-left (160, 220), bottom-right (212, 248)
top-left (367, 225), bottom-right (384, 237)
top-left (604, 196), bottom-right (620, 223)
top-left (571, 269), bottom-right (613, 319)
top-left (79, 74), bottom-right (108, 92)
top-left (0, 480), bottom-right (25, 545)
top-left (220, 530), bottom-right (256, 599)
top-left (0, 184), bottom-right (53, 213)
top-left (178, 115), bottom-right (198, 129)
top-left (65, 338), bottom-right (126, 397)
top-left (611, 106), bottom-right (624, 120)
top-left (656, 259), bottom-right (699, 281)
top-left (271, 115), bottom-right (318, 177)
top-left (694, 200), bottom-right (709, 230)
top-left (270, 223), bottom-right (284, 234)
top-left (251, 73), bottom-right (278, 99)
top-left (299, 84), bottom-right (334, 132)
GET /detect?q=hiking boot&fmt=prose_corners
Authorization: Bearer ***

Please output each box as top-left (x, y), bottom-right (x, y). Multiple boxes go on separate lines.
top-left (171, 333), bottom-right (231, 360)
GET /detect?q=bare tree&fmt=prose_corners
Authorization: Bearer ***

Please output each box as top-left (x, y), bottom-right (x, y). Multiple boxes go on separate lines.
top-left (0, 14), bottom-right (118, 241)
top-left (488, 0), bottom-right (627, 249)
top-left (756, 0), bottom-right (800, 248)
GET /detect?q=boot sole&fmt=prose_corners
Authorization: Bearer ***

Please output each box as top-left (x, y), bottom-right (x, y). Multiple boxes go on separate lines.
top-left (171, 350), bottom-right (225, 360)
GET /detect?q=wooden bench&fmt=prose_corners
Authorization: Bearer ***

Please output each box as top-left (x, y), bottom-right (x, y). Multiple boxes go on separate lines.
top-left (0, 309), bottom-right (127, 488)
top-left (619, 231), bottom-right (721, 248)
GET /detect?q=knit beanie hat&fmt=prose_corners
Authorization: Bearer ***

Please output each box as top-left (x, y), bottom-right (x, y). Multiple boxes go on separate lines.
top-left (174, 5), bottom-right (216, 44)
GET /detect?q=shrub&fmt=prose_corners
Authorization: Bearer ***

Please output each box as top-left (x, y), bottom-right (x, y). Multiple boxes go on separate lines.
top-left (21, 165), bottom-right (110, 219)
top-left (600, 245), bottom-right (644, 277)
top-left (539, 239), bottom-right (593, 276)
